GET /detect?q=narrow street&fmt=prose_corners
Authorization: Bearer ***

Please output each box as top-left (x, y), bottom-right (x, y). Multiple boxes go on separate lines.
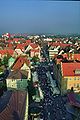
top-left (29, 47), bottom-right (74, 120)
top-left (37, 62), bottom-right (73, 120)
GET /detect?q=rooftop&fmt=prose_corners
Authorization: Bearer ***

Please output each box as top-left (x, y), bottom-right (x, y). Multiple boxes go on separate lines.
top-left (11, 56), bottom-right (30, 71)
top-left (62, 62), bottom-right (80, 76)
top-left (0, 90), bottom-right (27, 120)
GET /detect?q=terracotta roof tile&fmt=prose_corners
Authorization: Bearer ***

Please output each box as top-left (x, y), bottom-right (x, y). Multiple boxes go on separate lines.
top-left (16, 43), bottom-right (28, 50)
top-left (13, 38), bottom-right (19, 42)
top-left (62, 62), bottom-right (80, 76)
top-left (8, 44), bottom-right (13, 48)
top-left (0, 49), bottom-right (14, 56)
top-left (26, 40), bottom-right (31, 44)
top-left (49, 42), bottom-right (70, 48)
top-left (30, 43), bottom-right (39, 49)
top-left (0, 50), bottom-right (6, 55)
top-left (7, 40), bottom-right (13, 43)
top-left (12, 56), bottom-right (30, 71)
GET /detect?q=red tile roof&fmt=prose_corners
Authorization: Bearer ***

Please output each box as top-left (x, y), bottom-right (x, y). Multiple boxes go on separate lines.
top-left (0, 49), bottom-right (14, 56)
top-left (26, 39), bottom-right (31, 44)
top-left (16, 44), bottom-right (24, 50)
top-left (30, 43), bottom-right (39, 49)
top-left (0, 50), bottom-right (6, 55)
top-left (7, 40), bottom-right (13, 43)
top-left (7, 49), bottom-right (14, 56)
top-left (8, 43), bottom-right (13, 48)
top-left (62, 62), bottom-right (80, 76)
top-left (7, 38), bottom-right (20, 43)
top-left (12, 56), bottom-right (30, 70)
top-left (74, 54), bottom-right (80, 60)
top-left (49, 42), bottom-right (70, 48)
top-left (16, 43), bottom-right (28, 50)
top-left (13, 38), bottom-right (19, 42)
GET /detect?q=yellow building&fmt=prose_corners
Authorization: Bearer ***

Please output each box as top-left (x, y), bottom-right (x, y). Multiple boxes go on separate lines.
top-left (61, 62), bottom-right (80, 94)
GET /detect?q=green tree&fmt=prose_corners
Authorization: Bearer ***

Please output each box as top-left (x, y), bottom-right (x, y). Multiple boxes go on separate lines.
top-left (0, 67), bottom-right (4, 73)
top-left (2, 55), bottom-right (10, 66)
top-left (2, 56), bottom-right (8, 65)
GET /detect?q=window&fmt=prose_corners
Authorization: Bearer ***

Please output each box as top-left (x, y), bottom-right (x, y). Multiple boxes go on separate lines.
top-left (20, 85), bottom-right (22, 87)
top-left (74, 77), bottom-right (76, 80)
top-left (69, 78), bottom-right (72, 80)
top-left (78, 77), bottom-right (79, 80)
top-left (75, 69), bottom-right (80, 75)
top-left (74, 84), bottom-right (77, 87)
top-left (64, 78), bottom-right (68, 80)
top-left (77, 83), bottom-right (79, 88)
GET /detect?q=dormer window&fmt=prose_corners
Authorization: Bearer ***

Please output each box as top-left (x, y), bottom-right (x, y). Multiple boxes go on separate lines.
top-left (75, 69), bottom-right (80, 75)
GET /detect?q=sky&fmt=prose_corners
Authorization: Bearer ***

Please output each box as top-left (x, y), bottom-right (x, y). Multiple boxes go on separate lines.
top-left (0, 0), bottom-right (80, 35)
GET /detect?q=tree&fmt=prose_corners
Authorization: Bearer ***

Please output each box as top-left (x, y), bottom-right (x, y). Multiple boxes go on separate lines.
top-left (0, 67), bottom-right (4, 73)
top-left (2, 55), bottom-right (11, 66)
top-left (2, 56), bottom-right (8, 66)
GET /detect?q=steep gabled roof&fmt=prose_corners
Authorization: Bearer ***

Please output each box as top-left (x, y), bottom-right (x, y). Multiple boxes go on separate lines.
top-left (11, 56), bottom-right (30, 71)
top-left (29, 43), bottom-right (39, 49)
top-left (8, 43), bottom-right (13, 48)
top-left (25, 39), bottom-right (31, 44)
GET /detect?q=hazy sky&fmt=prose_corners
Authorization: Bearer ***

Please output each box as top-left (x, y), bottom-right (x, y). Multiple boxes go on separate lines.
top-left (0, 0), bottom-right (80, 34)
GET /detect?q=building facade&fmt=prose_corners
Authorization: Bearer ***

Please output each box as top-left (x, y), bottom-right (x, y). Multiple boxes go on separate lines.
top-left (61, 62), bottom-right (80, 94)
